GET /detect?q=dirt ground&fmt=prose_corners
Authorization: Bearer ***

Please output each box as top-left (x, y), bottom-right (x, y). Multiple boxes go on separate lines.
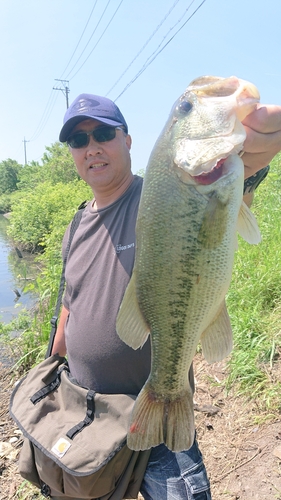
top-left (0, 354), bottom-right (280, 500)
top-left (194, 356), bottom-right (281, 500)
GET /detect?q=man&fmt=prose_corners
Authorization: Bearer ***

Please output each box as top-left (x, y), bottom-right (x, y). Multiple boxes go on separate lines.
top-left (52, 93), bottom-right (281, 499)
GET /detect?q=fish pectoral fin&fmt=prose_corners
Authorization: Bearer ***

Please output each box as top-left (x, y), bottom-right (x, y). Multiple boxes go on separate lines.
top-left (200, 301), bottom-right (233, 363)
top-left (237, 201), bottom-right (261, 244)
top-left (116, 272), bottom-right (150, 349)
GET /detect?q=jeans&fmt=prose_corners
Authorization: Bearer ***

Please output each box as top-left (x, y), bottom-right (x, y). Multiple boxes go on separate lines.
top-left (140, 439), bottom-right (212, 500)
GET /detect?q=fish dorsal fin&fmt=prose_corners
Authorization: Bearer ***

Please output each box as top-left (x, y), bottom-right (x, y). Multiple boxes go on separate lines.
top-left (237, 201), bottom-right (261, 244)
top-left (200, 301), bottom-right (233, 363)
top-left (116, 271), bottom-right (150, 349)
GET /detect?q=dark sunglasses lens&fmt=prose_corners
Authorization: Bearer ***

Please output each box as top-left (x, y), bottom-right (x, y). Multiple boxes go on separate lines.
top-left (93, 127), bottom-right (116, 142)
top-left (68, 133), bottom-right (89, 148)
top-left (67, 126), bottom-right (119, 148)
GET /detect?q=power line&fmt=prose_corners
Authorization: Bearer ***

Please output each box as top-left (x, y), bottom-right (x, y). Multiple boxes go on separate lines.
top-left (29, 91), bottom-right (59, 143)
top-left (64, 0), bottom-right (112, 80)
top-left (28, 89), bottom-right (54, 141)
top-left (59, 1), bottom-right (98, 79)
top-left (23, 0), bottom-right (206, 153)
top-left (68, 0), bottom-right (124, 81)
top-left (21, 3), bottom-right (114, 148)
top-left (114, 0), bottom-right (207, 102)
top-left (25, 2), bottom-right (120, 149)
top-left (25, 2), bottom-right (99, 146)
top-left (106, 0), bottom-right (181, 97)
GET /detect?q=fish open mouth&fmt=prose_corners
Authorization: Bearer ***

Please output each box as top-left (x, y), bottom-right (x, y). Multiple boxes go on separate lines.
top-left (192, 158), bottom-right (226, 185)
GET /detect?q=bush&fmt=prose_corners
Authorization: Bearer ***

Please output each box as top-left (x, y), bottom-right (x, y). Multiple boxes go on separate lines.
top-left (0, 193), bottom-right (12, 213)
top-left (7, 180), bottom-right (92, 252)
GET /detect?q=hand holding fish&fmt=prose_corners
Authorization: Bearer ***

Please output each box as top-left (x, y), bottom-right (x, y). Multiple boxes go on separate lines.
top-left (242, 103), bottom-right (281, 177)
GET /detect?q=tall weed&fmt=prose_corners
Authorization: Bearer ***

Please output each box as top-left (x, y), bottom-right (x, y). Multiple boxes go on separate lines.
top-left (226, 154), bottom-right (281, 408)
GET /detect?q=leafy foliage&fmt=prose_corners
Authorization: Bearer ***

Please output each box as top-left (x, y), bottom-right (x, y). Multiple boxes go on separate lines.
top-left (7, 180), bottom-right (91, 252)
top-left (17, 143), bottom-right (79, 191)
top-left (16, 161), bottom-right (43, 191)
top-left (5, 140), bottom-right (91, 250)
top-left (0, 193), bottom-right (13, 213)
top-left (0, 158), bottom-right (21, 195)
top-left (40, 142), bottom-right (80, 185)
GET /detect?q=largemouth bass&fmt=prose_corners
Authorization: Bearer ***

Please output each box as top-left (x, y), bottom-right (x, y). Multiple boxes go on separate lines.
top-left (116, 75), bottom-right (261, 452)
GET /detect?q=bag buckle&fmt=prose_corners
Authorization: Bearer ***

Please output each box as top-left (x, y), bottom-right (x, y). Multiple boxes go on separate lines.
top-left (50, 315), bottom-right (58, 329)
top-left (41, 483), bottom-right (51, 497)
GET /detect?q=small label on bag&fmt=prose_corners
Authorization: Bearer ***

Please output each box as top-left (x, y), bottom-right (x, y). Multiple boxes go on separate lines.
top-left (51, 438), bottom-right (71, 458)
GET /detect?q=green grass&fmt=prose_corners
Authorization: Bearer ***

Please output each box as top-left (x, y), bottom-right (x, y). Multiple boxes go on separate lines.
top-left (226, 154), bottom-right (281, 410)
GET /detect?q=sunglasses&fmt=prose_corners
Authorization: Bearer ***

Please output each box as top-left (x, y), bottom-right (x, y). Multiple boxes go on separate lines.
top-left (67, 125), bottom-right (124, 149)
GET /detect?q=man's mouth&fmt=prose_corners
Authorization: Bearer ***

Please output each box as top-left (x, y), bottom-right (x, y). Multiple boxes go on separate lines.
top-left (192, 158), bottom-right (226, 185)
top-left (89, 162), bottom-right (107, 169)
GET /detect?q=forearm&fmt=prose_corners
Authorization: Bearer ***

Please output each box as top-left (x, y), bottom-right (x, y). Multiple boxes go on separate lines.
top-left (51, 305), bottom-right (69, 356)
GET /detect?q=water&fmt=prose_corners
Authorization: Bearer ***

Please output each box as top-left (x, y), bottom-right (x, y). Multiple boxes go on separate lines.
top-left (0, 215), bottom-right (37, 323)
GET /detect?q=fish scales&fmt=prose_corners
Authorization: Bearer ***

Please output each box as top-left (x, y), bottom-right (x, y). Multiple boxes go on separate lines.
top-left (116, 75), bottom-right (261, 452)
top-left (137, 163), bottom-right (231, 390)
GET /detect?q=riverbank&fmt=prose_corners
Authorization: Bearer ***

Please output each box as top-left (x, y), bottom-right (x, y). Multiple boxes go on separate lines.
top-left (1, 353), bottom-right (280, 499)
top-left (0, 214), bottom-right (37, 325)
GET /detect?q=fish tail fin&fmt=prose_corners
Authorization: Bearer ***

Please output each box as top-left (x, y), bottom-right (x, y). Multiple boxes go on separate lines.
top-left (165, 393), bottom-right (195, 452)
top-left (127, 382), bottom-right (194, 452)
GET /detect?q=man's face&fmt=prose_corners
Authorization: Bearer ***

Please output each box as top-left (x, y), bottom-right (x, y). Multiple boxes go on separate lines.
top-left (69, 118), bottom-right (132, 198)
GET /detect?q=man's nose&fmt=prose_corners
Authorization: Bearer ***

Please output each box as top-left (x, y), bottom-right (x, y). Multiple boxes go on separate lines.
top-left (86, 135), bottom-right (103, 155)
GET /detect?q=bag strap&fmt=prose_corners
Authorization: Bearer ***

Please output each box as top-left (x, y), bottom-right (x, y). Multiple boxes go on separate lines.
top-left (30, 365), bottom-right (66, 404)
top-left (45, 201), bottom-right (87, 358)
top-left (66, 389), bottom-right (96, 439)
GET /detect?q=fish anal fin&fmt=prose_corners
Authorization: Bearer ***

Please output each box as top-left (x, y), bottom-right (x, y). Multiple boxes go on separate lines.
top-left (116, 272), bottom-right (150, 349)
top-left (201, 301), bottom-right (233, 363)
top-left (127, 381), bottom-right (194, 452)
top-left (237, 201), bottom-right (261, 244)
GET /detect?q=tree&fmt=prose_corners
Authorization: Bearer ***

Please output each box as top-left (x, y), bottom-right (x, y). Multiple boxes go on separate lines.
top-left (41, 142), bottom-right (79, 184)
top-left (0, 159), bottom-right (21, 194)
top-left (17, 161), bottom-right (42, 191)
top-left (7, 179), bottom-right (92, 252)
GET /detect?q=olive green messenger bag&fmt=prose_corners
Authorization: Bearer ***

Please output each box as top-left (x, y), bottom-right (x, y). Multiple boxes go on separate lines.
top-left (9, 204), bottom-right (150, 499)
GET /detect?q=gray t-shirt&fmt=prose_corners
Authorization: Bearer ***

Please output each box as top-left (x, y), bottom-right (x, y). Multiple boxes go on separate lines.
top-left (63, 176), bottom-right (151, 395)
top-left (63, 175), bottom-right (194, 396)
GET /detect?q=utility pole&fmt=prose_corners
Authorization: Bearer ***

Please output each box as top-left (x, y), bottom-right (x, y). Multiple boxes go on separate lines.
top-left (23, 137), bottom-right (29, 165)
top-left (53, 79), bottom-right (70, 109)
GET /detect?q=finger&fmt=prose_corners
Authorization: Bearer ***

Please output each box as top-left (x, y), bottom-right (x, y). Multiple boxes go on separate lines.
top-left (243, 126), bottom-right (281, 154)
top-left (242, 104), bottom-right (281, 134)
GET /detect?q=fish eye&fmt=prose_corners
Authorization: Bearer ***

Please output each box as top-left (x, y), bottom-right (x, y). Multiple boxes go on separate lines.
top-left (177, 100), bottom-right (193, 114)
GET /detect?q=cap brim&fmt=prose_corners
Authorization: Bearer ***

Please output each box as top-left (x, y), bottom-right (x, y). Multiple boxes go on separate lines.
top-left (59, 115), bottom-right (125, 142)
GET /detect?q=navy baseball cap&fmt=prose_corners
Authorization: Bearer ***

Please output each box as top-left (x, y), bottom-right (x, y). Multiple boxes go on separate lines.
top-left (59, 93), bottom-right (128, 142)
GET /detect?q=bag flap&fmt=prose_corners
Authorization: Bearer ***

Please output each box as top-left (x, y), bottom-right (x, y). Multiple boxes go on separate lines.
top-left (9, 354), bottom-right (136, 476)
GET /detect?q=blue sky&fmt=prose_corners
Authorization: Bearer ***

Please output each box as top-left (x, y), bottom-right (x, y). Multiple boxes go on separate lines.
top-left (2, 0), bottom-right (281, 174)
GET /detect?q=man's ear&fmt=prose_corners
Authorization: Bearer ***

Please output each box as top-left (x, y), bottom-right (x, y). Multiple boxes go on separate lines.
top-left (126, 134), bottom-right (132, 150)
